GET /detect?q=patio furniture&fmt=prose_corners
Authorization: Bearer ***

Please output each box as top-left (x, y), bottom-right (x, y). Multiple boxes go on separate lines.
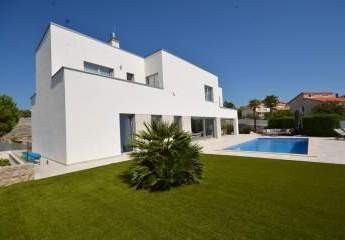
top-left (262, 129), bottom-right (292, 136)
top-left (334, 129), bottom-right (345, 139)
top-left (192, 132), bottom-right (202, 138)
top-left (22, 151), bottom-right (41, 163)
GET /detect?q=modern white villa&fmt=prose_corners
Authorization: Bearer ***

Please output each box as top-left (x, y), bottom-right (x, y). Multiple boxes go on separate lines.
top-left (31, 23), bottom-right (238, 165)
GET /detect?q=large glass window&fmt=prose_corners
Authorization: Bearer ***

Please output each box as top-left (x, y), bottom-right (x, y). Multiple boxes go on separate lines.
top-left (205, 119), bottom-right (215, 137)
top-left (204, 85), bottom-right (214, 102)
top-left (146, 73), bottom-right (162, 88)
top-left (151, 115), bottom-right (162, 125)
top-left (191, 118), bottom-right (204, 137)
top-left (84, 61), bottom-right (114, 77)
top-left (174, 116), bottom-right (182, 129)
top-left (221, 119), bottom-right (234, 135)
top-left (191, 117), bottom-right (215, 138)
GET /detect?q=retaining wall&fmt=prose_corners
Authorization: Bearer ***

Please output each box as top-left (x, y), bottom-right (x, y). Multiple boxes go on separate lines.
top-left (0, 151), bottom-right (35, 187)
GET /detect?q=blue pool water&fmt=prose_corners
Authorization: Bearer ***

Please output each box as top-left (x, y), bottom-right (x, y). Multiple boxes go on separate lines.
top-left (225, 138), bottom-right (308, 155)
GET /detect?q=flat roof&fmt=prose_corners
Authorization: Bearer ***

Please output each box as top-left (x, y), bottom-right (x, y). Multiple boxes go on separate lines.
top-left (36, 22), bottom-right (218, 77)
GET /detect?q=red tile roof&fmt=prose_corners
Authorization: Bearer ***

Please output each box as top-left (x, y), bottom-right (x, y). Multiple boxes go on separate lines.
top-left (311, 97), bottom-right (345, 102)
top-left (302, 92), bottom-right (334, 95)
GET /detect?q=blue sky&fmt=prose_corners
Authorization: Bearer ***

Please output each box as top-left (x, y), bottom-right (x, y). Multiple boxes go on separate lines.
top-left (0, 0), bottom-right (344, 109)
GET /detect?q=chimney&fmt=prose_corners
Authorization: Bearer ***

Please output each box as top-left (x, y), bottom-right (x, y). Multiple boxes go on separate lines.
top-left (108, 32), bottom-right (120, 48)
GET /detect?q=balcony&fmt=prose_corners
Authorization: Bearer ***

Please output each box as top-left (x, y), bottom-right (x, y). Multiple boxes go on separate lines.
top-left (51, 66), bottom-right (163, 90)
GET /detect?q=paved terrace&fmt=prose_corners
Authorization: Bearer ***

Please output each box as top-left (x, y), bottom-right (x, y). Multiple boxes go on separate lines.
top-left (196, 134), bottom-right (345, 165)
top-left (33, 134), bottom-right (345, 179)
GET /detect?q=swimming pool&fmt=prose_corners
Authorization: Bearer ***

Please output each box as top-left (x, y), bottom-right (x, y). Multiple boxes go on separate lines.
top-left (225, 138), bottom-right (308, 155)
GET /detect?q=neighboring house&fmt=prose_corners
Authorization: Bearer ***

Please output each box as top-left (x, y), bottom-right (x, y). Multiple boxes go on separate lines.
top-left (31, 23), bottom-right (238, 165)
top-left (288, 92), bottom-right (345, 115)
top-left (241, 100), bottom-right (289, 119)
top-left (242, 103), bottom-right (270, 119)
top-left (273, 101), bottom-right (290, 111)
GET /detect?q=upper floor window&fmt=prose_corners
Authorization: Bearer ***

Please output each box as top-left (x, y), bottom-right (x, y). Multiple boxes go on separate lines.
top-left (126, 72), bottom-right (135, 81)
top-left (146, 73), bottom-right (162, 88)
top-left (84, 61), bottom-right (114, 77)
top-left (204, 85), bottom-right (214, 102)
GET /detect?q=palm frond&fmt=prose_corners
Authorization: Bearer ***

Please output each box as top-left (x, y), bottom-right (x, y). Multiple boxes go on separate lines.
top-left (127, 121), bottom-right (203, 191)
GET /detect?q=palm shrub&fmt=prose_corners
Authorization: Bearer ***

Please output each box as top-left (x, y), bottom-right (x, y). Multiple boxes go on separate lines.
top-left (127, 121), bottom-right (203, 191)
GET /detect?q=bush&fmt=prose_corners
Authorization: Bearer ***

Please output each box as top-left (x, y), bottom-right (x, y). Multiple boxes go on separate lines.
top-left (265, 110), bottom-right (293, 119)
top-left (312, 102), bottom-right (345, 118)
top-left (268, 117), bottom-right (294, 129)
top-left (0, 95), bottom-right (19, 136)
top-left (0, 159), bottom-right (10, 167)
top-left (127, 121), bottom-right (203, 191)
top-left (19, 109), bottom-right (31, 118)
top-left (239, 126), bottom-right (252, 134)
top-left (301, 114), bottom-right (340, 137)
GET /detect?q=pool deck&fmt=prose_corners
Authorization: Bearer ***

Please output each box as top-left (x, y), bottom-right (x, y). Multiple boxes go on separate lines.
top-left (19, 134), bottom-right (345, 180)
top-left (196, 134), bottom-right (345, 165)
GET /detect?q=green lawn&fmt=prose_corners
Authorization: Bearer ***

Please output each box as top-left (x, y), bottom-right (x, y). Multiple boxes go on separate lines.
top-left (0, 155), bottom-right (344, 240)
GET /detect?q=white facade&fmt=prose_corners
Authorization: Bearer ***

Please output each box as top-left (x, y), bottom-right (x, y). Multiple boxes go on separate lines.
top-left (32, 23), bottom-right (238, 165)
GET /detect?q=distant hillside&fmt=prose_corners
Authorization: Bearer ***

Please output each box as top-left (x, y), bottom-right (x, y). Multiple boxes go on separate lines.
top-left (1, 118), bottom-right (31, 144)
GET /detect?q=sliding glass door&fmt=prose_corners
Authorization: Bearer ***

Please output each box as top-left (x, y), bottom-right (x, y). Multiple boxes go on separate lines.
top-left (120, 114), bottom-right (135, 152)
top-left (205, 118), bottom-right (215, 137)
top-left (191, 117), bottom-right (215, 138)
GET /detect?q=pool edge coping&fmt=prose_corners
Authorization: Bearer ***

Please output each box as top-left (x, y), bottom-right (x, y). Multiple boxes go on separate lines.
top-left (220, 137), bottom-right (317, 158)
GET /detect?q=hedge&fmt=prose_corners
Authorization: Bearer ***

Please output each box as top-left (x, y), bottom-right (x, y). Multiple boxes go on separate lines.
top-left (268, 117), bottom-right (294, 129)
top-left (301, 114), bottom-right (340, 137)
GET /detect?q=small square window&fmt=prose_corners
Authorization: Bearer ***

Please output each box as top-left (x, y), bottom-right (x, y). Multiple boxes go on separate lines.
top-left (127, 72), bottom-right (135, 81)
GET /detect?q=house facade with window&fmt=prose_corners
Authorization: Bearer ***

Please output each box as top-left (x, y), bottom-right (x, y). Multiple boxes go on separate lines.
top-left (32, 23), bottom-right (238, 165)
top-left (288, 92), bottom-right (345, 115)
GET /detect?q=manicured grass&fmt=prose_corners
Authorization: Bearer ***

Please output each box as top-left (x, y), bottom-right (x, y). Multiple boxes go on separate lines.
top-left (0, 155), bottom-right (344, 240)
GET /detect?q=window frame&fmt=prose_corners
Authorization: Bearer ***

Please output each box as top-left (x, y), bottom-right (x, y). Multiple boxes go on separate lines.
top-left (84, 61), bottom-right (114, 78)
top-left (151, 115), bottom-right (162, 125)
top-left (145, 73), bottom-right (162, 89)
top-left (204, 85), bottom-right (214, 102)
top-left (126, 72), bottom-right (135, 81)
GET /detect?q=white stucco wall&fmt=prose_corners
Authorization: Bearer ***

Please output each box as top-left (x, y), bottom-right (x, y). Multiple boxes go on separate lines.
top-left (32, 30), bottom-right (67, 163)
top-left (62, 67), bottom-right (237, 163)
top-left (218, 87), bottom-right (224, 107)
top-left (33, 23), bottom-right (238, 164)
top-left (50, 24), bottom-right (146, 84)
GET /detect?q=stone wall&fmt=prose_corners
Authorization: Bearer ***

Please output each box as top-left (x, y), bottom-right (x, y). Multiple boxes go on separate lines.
top-left (0, 117), bottom-right (31, 145)
top-left (0, 164), bottom-right (34, 187)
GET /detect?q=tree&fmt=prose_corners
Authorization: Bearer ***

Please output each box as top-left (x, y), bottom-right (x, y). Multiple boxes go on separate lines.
top-left (0, 95), bottom-right (19, 136)
top-left (223, 100), bottom-right (236, 109)
top-left (265, 110), bottom-right (292, 119)
top-left (19, 109), bottom-right (31, 118)
top-left (263, 95), bottom-right (279, 114)
top-left (237, 107), bottom-right (243, 119)
top-left (127, 121), bottom-right (203, 191)
top-left (248, 99), bottom-right (261, 132)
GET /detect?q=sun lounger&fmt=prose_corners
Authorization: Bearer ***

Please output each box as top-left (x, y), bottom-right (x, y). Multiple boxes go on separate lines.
top-left (262, 129), bottom-right (292, 136)
top-left (22, 151), bottom-right (41, 163)
top-left (334, 129), bottom-right (345, 139)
